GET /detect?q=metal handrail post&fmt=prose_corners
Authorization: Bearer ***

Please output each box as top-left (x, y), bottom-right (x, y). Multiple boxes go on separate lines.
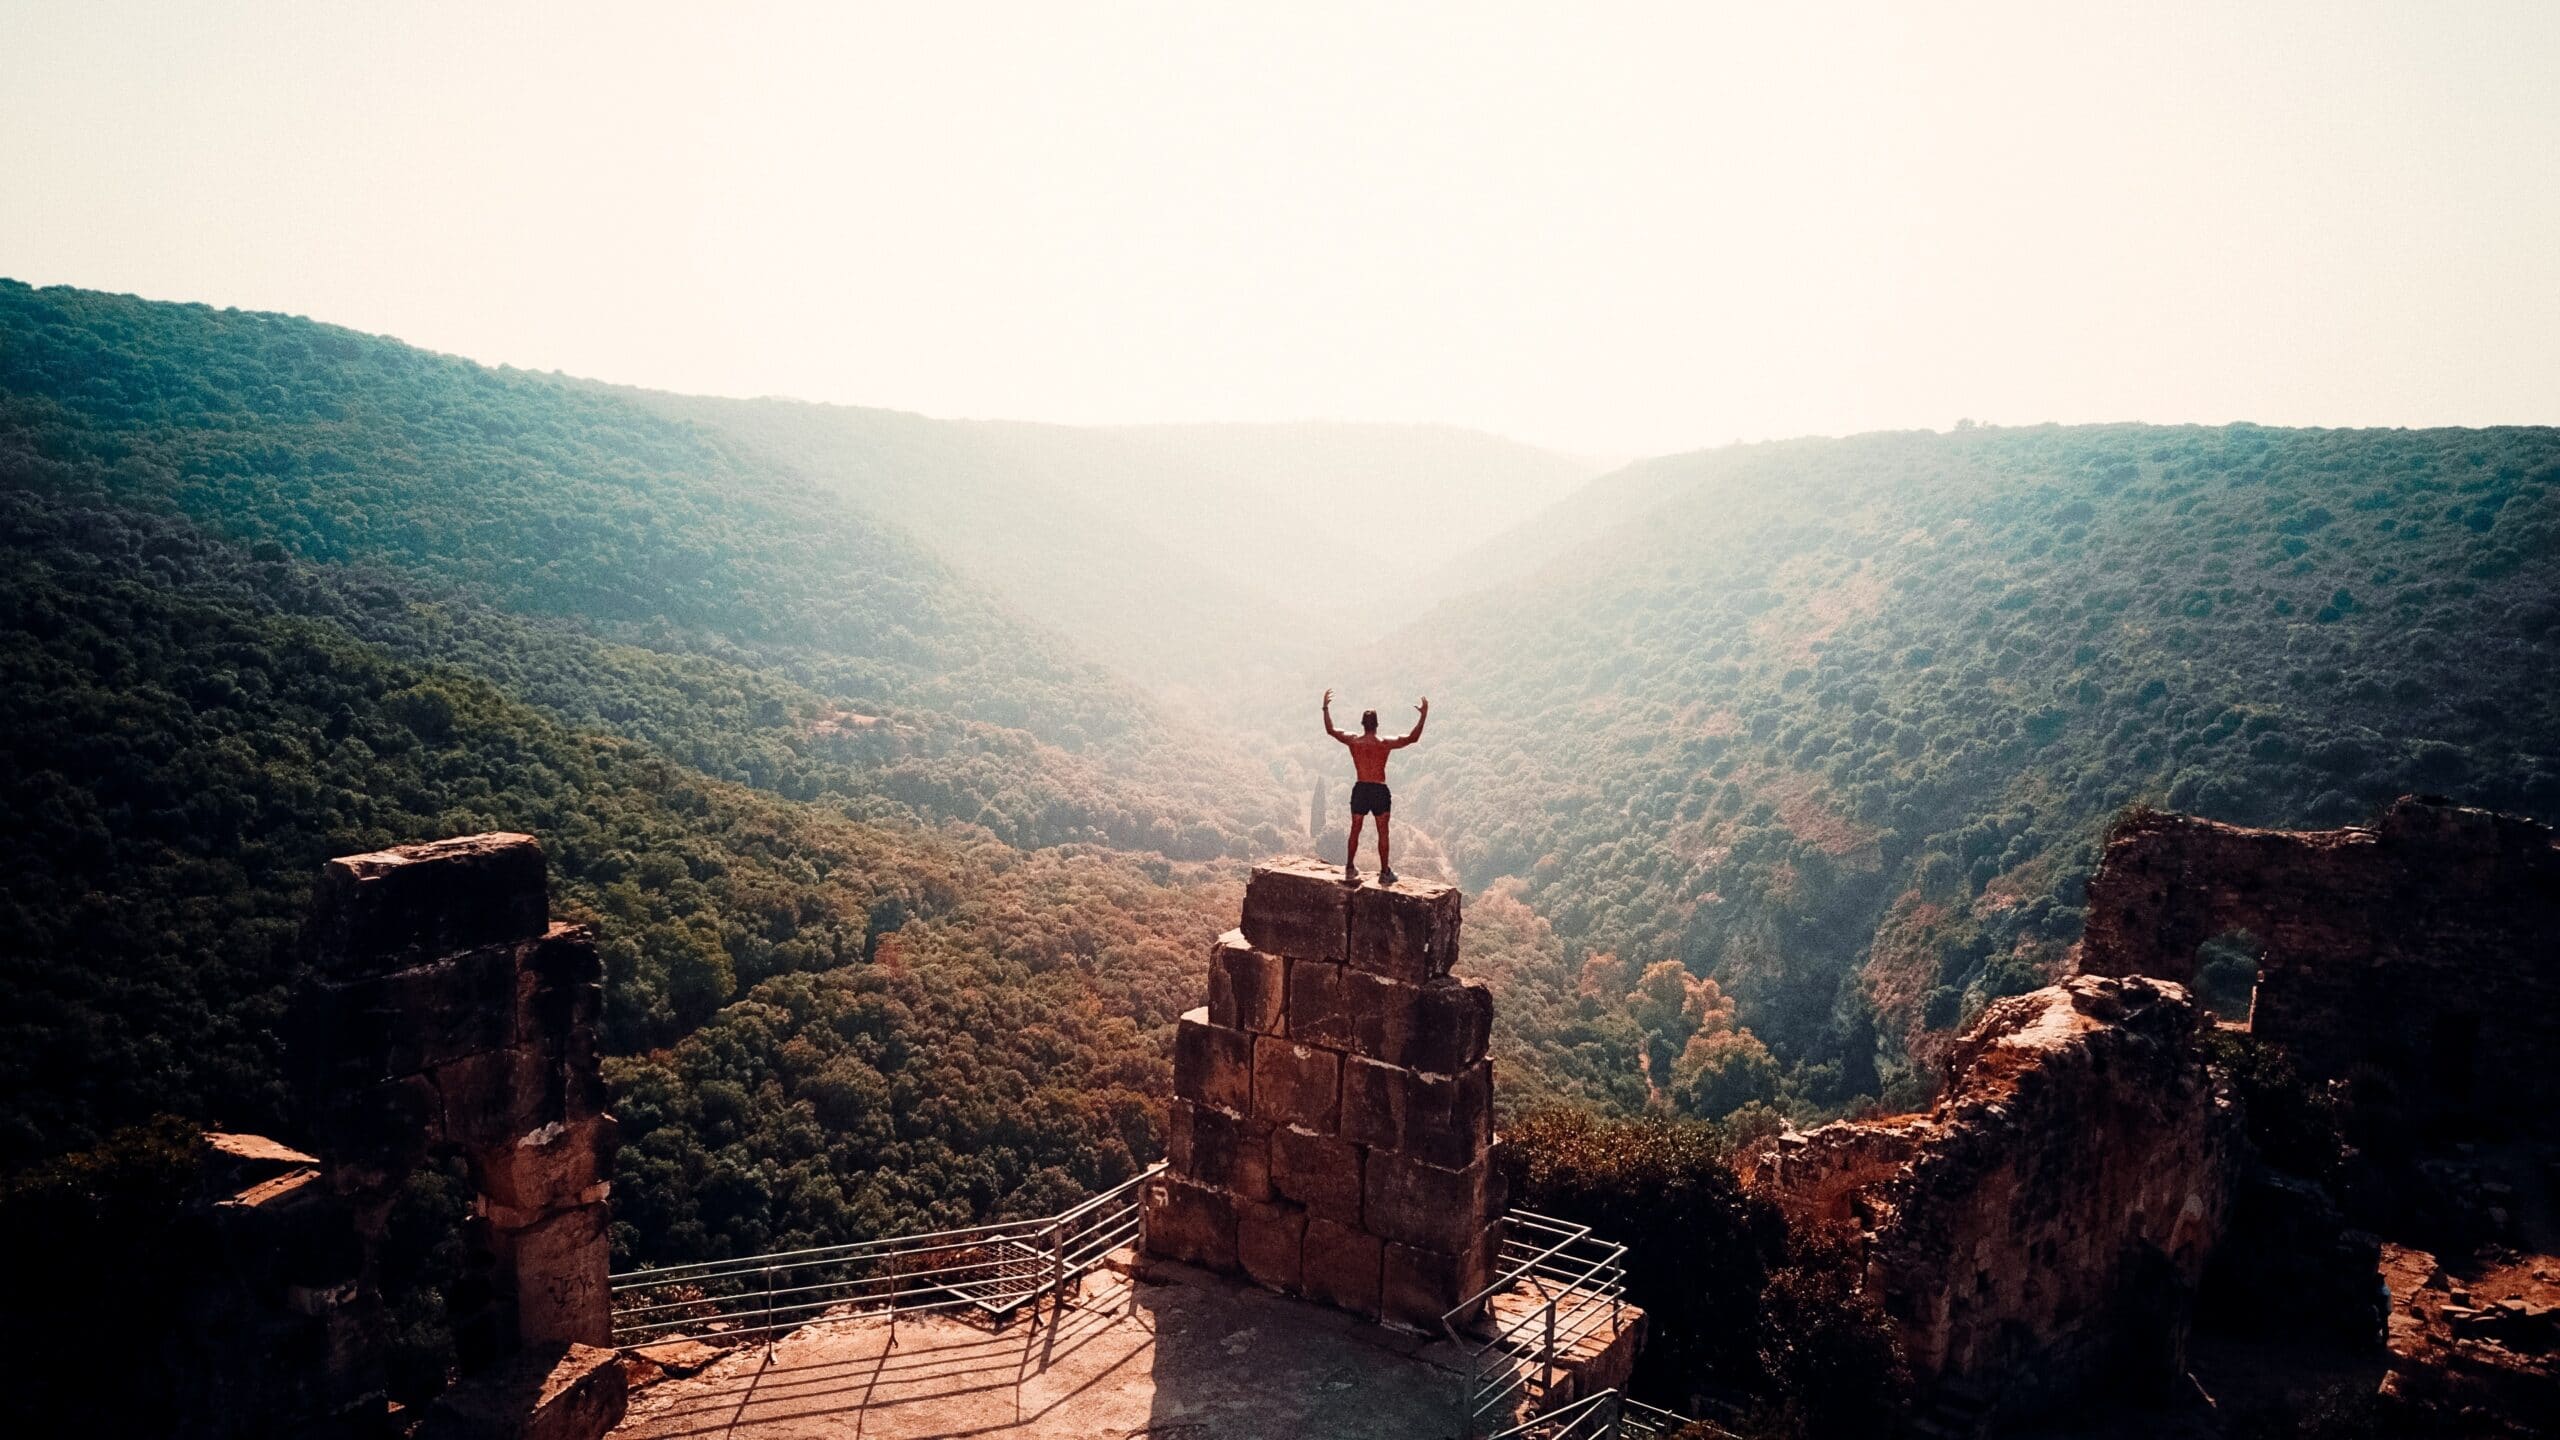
top-left (763, 1264), bottom-right (777, 1354)
top-left (1049, 1216), bottom-right (1068, 1316)
top-left (1542, 1298), bottom-right (1557, 1401)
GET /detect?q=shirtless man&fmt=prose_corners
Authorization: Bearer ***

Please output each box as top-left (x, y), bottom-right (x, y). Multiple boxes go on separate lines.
top-left (1323, 689), bottom-right (1427, 885)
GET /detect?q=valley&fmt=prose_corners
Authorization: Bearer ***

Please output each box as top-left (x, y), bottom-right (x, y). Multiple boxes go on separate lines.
top-left (3, 280), bottom-right (2556, 1437)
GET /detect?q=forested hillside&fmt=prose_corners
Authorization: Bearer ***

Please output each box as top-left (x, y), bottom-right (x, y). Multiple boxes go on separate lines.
top-left (0, 283), bottom-right (1336, 1286)
top-left (14, 280), bottom-right (2558, 1271)
top-left (1319, 424), bottom-right (2560, 1110)
top-left (0, 280), bottom-right (1294, 853)
top-left (642, 392), bottom-right (1597, 692)
top-left (0, 476), bottom-right (1293, 1333)
top-left (0, 284), bottom-right (1631, 1264)
top-left (0, 471), bottom-right (1623, 1201)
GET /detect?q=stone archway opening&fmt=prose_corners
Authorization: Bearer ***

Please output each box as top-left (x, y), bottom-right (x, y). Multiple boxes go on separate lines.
top-left (2193, 929), bottom-right (2262, 1026)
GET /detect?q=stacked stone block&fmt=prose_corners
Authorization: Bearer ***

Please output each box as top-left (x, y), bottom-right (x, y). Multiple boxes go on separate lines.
top-left (1146, 858), bottom-right (1504, 1332)
top-left (292, 833), bottom-right (625, 1438)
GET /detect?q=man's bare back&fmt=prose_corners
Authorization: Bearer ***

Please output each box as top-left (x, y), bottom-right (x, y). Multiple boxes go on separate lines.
top-left (1343, 732), bottom-right (1396, 785)
top-left (1323, 689), bottom-right (1426, 884)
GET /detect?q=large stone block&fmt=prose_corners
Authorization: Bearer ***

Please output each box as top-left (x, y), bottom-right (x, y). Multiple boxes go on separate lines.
top-left (1397, 977), bottom-right (1495, 1076)
top-left (1382, 1225), bottom-right (1502, 1332)
top-left (1242, 858), bottom-right (1352, 963)
top-left (516, 925), bottom-right (604, 1053)
top-left (1400, 1061), bottom-right (1496, 1170)
top-left (304, 943), bottom-right (523, 1082)
top-left (1145, 1176), bottom-right (1239, 1271)
top-left (1341, 1056), bottom-right (1492, 1168)
top-left (314, 1074), bottom-right (441, 1194)
top-left (1236, 1198), bottom-right (1307, 1294)
top-left (1166, 1097), bottom-right (1198, 1173)
top-left (1173, 1008), bottom-right (1253, 1115)
top-left (1181, 1101), bottom-right (1271, 1201)
top-left (1341, 973), bottom-right (1493, 1075)
top-left (308, 833), bottom-right (550, 975)
top-left (1286, 958), bottom-right (1355, 1048)
top-left (1348, 878), bottom-right (1462, 983)
top-left (1269, 1124), bottom-right (1364, 1224)
top-left (1251, 1035), bottom-right (1341, 1131)
top-left (475, 1115), bottom-right (619, 1213)
top-left (1206, 930), bottom-right (1287, 1034)
top-left (491, 1202), bottom-right (611, 1347)
top-left (1300, 1217), bottom-right (1384, 1319)
top-left (420, 1340), bottom-right (626, 1440)
top-left (1364, 1148), bottom-right (1500, 1255)
top-left (1340, 1055), bottom-right (1401, 1151)
top-left (432, 1043), bottom-right (564, 1152)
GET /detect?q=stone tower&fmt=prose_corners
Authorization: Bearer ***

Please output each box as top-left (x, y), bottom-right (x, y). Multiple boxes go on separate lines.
top-left (1144, 858), bottom-right (1503, 1332)
top-left (293, 833), bottom-right (625, 1437)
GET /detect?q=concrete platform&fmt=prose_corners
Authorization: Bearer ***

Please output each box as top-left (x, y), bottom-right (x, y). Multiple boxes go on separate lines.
top-left (612, 1260), bottom-right (1476, 1440)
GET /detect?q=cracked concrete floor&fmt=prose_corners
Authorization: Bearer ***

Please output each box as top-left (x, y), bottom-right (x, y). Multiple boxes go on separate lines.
top-left (612, 1264), bottom-right (1470, 1440)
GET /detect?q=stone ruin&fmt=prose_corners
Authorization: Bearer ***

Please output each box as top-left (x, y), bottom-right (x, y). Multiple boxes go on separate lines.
top-left (2079, 795), bottom-right (2560, 1126)
top-left (186, 834), bottom-right (625, 1439)
top-left (1145, 857), bottom-right (1506, 1332)
top-left (2083, 796), bottom-right (2560, 1429)
top-left (1742, 975), bottom-right (2236, 1415)
top-left (1736, 795), bottom-right (2560, 1422)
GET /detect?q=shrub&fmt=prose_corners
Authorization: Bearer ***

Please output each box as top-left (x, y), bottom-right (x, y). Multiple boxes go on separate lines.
top-left (1499, 1109), bottom-right (1785, 1394)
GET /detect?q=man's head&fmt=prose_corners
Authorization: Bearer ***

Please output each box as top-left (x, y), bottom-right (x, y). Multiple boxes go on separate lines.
top-left (1360, 709), bottom-right (1378, 734)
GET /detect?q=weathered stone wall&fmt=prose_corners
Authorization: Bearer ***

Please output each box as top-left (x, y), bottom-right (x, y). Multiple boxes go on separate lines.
top-left (1743, 976), bottom-right (2235, 1415)
top-left (2080, 797), bottom-right (2560, 1123)
top-left (1145, 858), bottom-right (1504, 1332)
top-left (183, 834), bottom-right (625, 1439)
top-left (296, 835), bottom-right (620, 1371)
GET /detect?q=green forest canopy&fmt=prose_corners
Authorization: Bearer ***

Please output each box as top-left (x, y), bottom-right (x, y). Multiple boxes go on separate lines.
top-left (8, 278), bottom-right (2558, 1252)
top-left (1320, 423), bottom-right (2560, 1106)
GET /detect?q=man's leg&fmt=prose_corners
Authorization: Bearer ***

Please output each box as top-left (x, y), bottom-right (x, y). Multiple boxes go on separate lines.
top-left (1345, 812), bottom-right (1366, 880)
top-left (1377, 813), bottom-right (1396, 885)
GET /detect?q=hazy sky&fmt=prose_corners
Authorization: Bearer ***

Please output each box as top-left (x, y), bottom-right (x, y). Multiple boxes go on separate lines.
top-left (6, 2), bottom-right (2556, 456)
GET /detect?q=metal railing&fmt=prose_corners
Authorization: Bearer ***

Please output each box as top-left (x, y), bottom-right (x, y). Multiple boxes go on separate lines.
top-left (1443, 1210), bottom-right (1631, 1437)
top-left (1487, 1387), bottom-right (1623, 1440)
top-left (607, 1162), bottom-right (1160, 1348)
top-left (1480, 1388), bottom-right (1735, 1440)
top-left (1621, 1395), bottom-right (1735, 1439)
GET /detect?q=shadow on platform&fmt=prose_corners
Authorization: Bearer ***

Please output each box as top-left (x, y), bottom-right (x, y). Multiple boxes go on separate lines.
top-left (614, 1263), bottom-right (1466, 1440)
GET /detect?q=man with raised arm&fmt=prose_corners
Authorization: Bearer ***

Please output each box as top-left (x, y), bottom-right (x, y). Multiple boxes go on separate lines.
top-left (1322, 689), bottom-right (1427, 885)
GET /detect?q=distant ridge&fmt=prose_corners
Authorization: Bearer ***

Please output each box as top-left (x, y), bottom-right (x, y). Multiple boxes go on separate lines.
top-left (635, 393), bottom-right (1602, 694)
top-left (1315, 421), bottom-right (2560, 1102)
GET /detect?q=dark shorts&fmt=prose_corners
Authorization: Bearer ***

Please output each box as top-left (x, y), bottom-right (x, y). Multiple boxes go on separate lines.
top-left (1350, 781), bottom-right (1392, 816)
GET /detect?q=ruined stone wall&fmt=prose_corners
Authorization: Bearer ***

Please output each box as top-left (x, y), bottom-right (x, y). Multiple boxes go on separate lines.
top-left (296, 834), bottom-right (620, 1368)
top-left (1145, 858), bottom-right (1504, 1332)
top-left (2080, 797), bottom-right (2560, 1122)
top-left (183, 834), bottom-right (625, 1439)
top-left (1743, 976), bottom-right (2235, 1414)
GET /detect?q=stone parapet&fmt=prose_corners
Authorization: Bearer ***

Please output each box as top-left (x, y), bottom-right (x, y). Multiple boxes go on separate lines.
top-left (1149, 861), bottom-right (1499, 1332)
